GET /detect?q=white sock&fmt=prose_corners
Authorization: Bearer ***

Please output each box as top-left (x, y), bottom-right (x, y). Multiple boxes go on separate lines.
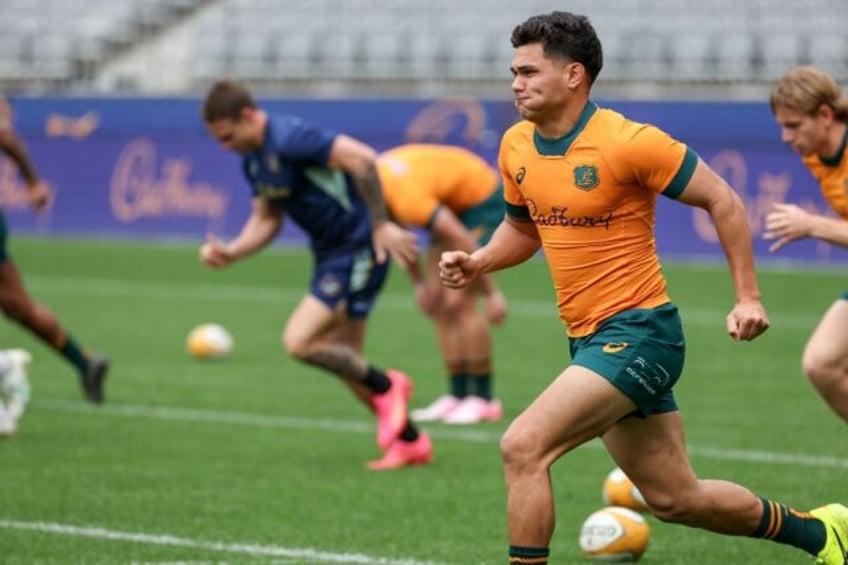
top-left (0, 402), bottom-right (15, 435)
top-left (0, 350), bottom-right (13, 378)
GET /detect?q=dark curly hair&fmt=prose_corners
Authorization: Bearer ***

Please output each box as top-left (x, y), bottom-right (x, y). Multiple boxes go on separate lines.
top-left (511, 11), bottom-right (603, 84)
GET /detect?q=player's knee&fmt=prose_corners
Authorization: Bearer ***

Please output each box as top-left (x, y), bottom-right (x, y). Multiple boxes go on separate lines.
top-left (638, 491), bottom-right (678, 522)
top-left (801, 350), bottom-right (840, 389)
top-left (433, 299), bottom-right (461, 322)
top-left (442, 288), bottom-right (473, 312)
top-left (641, 485), bottom-right (699, 524)
top-left (437, 300), bottom-right (476, 327)
top-left (500, 427), bottom-right (543, 475)
top-left (281, 331), bottom-right (311, 361)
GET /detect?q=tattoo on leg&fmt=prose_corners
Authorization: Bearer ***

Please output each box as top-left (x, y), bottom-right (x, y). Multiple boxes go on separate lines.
top-left (303, 345), bottom-right (368, 381)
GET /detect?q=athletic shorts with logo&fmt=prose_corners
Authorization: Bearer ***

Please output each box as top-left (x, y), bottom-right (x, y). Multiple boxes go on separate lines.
top-left (569, 303), bottom-right (684, 417)
top-left (310, 247), bottom-right (389, 319)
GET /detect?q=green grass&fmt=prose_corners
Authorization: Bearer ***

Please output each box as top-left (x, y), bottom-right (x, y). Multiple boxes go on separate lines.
top-left (0, 236), bottom-right (845, 564)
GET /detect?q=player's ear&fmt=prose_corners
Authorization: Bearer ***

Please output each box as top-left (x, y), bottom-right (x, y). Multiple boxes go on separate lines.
top-left (817, 102), bottom-right (835, 122)
top-left (564, 61), bottom-right (586, 90)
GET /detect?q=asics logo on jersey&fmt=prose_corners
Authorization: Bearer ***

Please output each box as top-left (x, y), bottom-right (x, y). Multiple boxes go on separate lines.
top-left (516, 167), bottom-right (526, 185)
top-left (602, 342), bottom-right (629, 353)
top-left (574, 165), bottom-right (599, 191)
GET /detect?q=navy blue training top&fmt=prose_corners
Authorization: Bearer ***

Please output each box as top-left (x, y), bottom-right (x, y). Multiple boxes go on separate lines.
top-left (242, 114), bottom-right (373, 257)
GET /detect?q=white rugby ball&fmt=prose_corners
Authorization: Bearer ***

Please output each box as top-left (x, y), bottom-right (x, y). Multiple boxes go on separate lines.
top-left (579, 506), bottom-right (650, 562)
top-left (186, 323), bottom-right (233, 359)
top-left (602, 467), bottom-right (648, 512)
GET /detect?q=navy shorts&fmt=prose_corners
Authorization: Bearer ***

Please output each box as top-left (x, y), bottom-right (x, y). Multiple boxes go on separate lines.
top-left (310, 247), bottom-right (389, 319)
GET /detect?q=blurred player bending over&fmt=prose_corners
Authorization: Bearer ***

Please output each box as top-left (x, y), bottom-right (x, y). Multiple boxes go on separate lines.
top-left (200, 79), bottom-right (431, 470)
top-left (0, 95), bottom-right (108, 416)
top-left (377, 143), bottom-right (507, 424)
top-left (438, 12), bottom-right (848, 565)
top-left (768, 65), bottom-right (848, 425)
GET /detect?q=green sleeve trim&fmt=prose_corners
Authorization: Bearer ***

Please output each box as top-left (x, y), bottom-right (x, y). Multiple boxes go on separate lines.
top-left (424, 204), bottom-right (443, 231)
top-left (663, 147), bottom-right (699, 199)
top-left (505, 202), bottom-right (531, 221)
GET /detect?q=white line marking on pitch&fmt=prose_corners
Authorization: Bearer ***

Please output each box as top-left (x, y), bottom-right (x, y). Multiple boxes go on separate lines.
top-left (0, 520), bottom-right (448, 565)
top-left (35, 398), bottom-right (848, 469)
top-left (23, 274), bottom-right (822, 328)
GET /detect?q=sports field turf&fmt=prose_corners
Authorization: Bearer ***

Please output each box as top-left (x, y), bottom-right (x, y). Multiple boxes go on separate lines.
top-left (0, 236), bottom-right (845, 564)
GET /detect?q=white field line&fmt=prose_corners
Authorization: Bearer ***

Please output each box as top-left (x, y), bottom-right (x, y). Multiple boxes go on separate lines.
top-left (23, 274), bottom-right (823, 329)
top-left (35, 398), bottom-right (848, 469)
top-left (0, 520), bottom-right (448, 565)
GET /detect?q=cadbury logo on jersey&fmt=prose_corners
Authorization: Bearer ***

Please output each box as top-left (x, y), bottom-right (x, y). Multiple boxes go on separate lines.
top-left (574, 165), bottom-right (599, 191)
top-left (526, 200), bottom-right (613, 230)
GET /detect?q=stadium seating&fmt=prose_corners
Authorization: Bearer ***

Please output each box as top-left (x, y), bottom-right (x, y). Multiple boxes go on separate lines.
top-left (186, 0), bottom-right (847, 94)
top-left (0, 0), bottom-right (205, 90)
top-left (0, 0), bottom-right (846, 95)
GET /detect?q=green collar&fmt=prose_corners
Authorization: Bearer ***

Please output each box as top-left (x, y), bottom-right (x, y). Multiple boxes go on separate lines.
top-left (818, 124), bottom-right (848, 168)
top-left (533, 101), bottom-right (598, 156)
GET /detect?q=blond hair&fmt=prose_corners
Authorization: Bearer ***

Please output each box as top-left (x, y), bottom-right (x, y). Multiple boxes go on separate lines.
top-left (770, 66), bottom-right (848, 121)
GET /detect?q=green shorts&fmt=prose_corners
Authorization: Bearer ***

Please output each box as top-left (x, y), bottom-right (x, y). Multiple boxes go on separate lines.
top-left (568, 303), bottom-right (685, 418)
top-left (841, 290), bottom-right (848, 301)
top-left (458, 184), bottom-right (504, 246)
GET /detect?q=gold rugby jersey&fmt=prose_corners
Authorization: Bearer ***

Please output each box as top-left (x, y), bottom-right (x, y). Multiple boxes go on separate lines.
top-left (377, 144), bottom-right (499, 228)
top-left (801, 127), bottom-right (848, 219)
top-left (499, 101), bottom-right (698, 337)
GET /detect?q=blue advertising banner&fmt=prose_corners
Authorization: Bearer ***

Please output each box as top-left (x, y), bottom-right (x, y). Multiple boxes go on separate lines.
top-left (1, 95), bottom-right (846, 265)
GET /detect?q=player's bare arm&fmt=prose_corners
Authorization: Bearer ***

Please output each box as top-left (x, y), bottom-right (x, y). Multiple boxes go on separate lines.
top-left (328, 134), bottom-right (418, 267)
top-left (0, 101), bottom-right (51, 212)
top-left (476, 215), bottom-right (541, 273)
top-left (675, 159), bottom-right (770, 341)
top-left (0, 96), bottom-right (41, 188)
top-left (430, 207), bottom-right (507, 323)
top-left (431, 207), bottom-right (498, 293)
top-left (440, 216), bottom-right (539, 289)
top-left (764, 203), bottom-right (848, 251)
top-left (201, 197), bottom-right (282, 268)
top-left (0, 131), bottom-right (40, 188)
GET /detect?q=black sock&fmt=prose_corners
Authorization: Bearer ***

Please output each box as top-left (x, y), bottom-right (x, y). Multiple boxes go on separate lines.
top-left (470, 373), bottom-right (493, 400)
top-left (399, 423), bottom-right (419, 442)
top-left (362, 366), bottom-right (390, 394)
top-left (750, 497), bottom-right (827, 555)
top-left (449, 373), bottom-right (469, 398)
top-left (508, 545), bottom-right (549, 564)
top-left (59, 334), bottom-right (90, 375)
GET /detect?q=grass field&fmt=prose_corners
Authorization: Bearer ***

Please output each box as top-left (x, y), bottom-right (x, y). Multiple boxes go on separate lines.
top-left (0, 236), bottom-right (845, 564)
